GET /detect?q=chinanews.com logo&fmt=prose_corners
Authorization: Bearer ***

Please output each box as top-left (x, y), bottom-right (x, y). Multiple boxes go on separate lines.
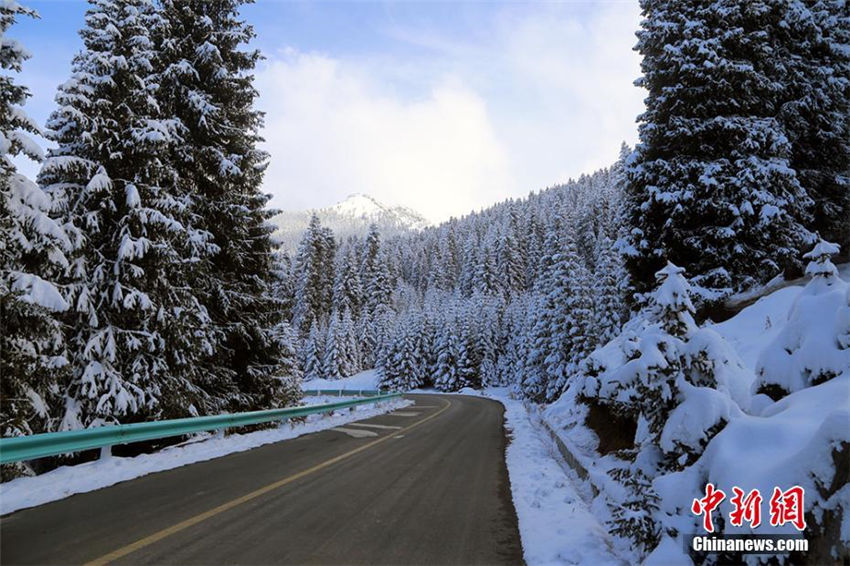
top-left (686, 483), bottom-right (808, 555)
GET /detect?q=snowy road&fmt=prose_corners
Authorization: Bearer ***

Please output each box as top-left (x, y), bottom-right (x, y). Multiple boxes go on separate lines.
top-left (0, 394), bottom-right (523, 565)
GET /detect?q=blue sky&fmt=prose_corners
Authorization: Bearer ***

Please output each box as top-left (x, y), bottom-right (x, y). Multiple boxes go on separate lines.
top-left (13, 0), bottom-right (644, 222)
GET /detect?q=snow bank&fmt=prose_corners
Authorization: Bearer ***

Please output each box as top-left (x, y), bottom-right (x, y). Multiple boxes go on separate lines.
top-left (654, 374), bottom-right (850, 557)
top-left (753, 266), bottom-right (849, 398)
top-left (455, 387), bottom-right (624, 565)
top-left (0, 396), bottom-right (411, 514)
top-left (711, 285), bottom-right (800, 373)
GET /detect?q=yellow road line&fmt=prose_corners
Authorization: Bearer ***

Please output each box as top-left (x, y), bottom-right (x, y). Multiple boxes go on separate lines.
top-left (84, 398), bottom-right (452, 566)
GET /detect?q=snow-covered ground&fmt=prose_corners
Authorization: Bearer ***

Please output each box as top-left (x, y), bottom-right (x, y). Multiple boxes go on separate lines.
top-left (0, 396), bottom-right (410, 515)
top-left (542, 258), bottom-right (850, 564)
top-left (303, 368), bottom-right (383, 391)
top-left (443, 387), bottom-right (624, 566)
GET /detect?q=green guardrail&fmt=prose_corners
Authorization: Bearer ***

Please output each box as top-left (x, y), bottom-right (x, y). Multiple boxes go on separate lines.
top-left (302, 389), bottom-right (386, 397)
top-left (0, 392), bottom-right (402, 465)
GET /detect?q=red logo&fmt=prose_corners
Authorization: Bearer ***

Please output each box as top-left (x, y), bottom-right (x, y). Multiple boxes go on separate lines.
top-left (769, 486), bottom-right (806, 531)
top-left (692, 484), bottom-right (806, 533)
top-left (691, 483), bottom-right (726, 533)
top-left (729, 487), bottom-right (762, 528)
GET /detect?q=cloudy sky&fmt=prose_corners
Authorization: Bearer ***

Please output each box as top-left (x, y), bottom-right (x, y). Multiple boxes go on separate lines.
top-left (13, 0), bottom-right (645, 223)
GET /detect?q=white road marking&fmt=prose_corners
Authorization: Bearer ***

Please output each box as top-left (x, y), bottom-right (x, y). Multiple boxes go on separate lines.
top-left (330, 427), bottom-right (379, 438)
top-left (388, 411), bottom-right (420, 417)
top-left (411, 405), bottom-right (439, 408)
top-left (347, 423), bottom-right (403, 430)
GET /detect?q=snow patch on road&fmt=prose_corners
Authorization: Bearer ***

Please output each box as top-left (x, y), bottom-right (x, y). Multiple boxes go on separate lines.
top-left (0, 397), bottom-right (411, 515)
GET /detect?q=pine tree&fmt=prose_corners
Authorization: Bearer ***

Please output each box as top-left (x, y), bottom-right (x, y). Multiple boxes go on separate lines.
top-left (496, 297), bottom-right (530, 388)
top-left (1, 2), bottom-right (72, 447)
top-left (270, 320), bottom-right (301, 401)
top-left (593, 235), bottom-right (628, 346)
top-left (625, 0), bottom-right (813, 300)
top-left (332, 242), bottom-right (363, 317)
top-left (520, 226), bottom-right (594, 402)
top-left (301, 321), bottom-right (323, 380)
top-left (271, 251), bottom-right (295, 322)
top-left (638, 263), bottom-right (695, 436)
top-left (498, 230), bottom-right (526, 296)
top-left (456, 306), bottom-right (481, 389)
top-left (433, 310), bottom-right (464, 392)
top-left (157, 0), bottom-right (296, 411)
top-left (472, 241), bottom-right (500, 295)
top-left (39, 0), bottom-right (214, 428)
top-left (360, 224), bottom-right (393, 366)
top-left (778, 1), bottom-right (850, 253)
top-left (362, 224), bottom-right (392, 313)
top-left (521, 231), bottom-right (560, 402)
top-left (378, 312), bottom-right (424, 391)
top-left (293, 214), bottom-right (334, 336)
top-left (339, 306), bottom-right (360, 375)
top-left (595, 263), bottom-right (700, 551)
top-left (322, 313), bottom-right (344, 380)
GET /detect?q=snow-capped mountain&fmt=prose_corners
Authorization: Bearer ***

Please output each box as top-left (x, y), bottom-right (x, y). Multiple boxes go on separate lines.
top-left (270, 194), bottom-right (430, 253)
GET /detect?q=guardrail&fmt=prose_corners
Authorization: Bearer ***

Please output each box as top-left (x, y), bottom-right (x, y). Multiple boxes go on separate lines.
top-left (0, 392), bottom-right (402, 465)
top-left (302, 389), bottom-right (386, 397)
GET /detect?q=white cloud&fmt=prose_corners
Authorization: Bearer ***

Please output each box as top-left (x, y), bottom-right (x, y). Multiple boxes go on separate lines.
top-left (256, 51), bottom-right (513, 222)
top-left (255, 2), bottom-right (645, 222)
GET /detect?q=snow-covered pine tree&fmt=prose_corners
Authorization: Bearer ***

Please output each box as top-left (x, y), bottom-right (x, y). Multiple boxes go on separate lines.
top-left (495, 296), bottom-right (530, 388)
top-left (433, 308), bottom-right (464, 392)
top-left (420, 290), bottom-right (446, 385)
top-left (270, 319), bottom-right (301, 400)
top-left (778, 1), bottom-right (850, 253)
top-left (332, 241), bottom-right (363, 317)
top-left (455, 303), bottom-right (482, 389)
top-left (293, 214), bottom-right (333, 336)
top-left (520, 222), bottom-right (594, 402)
top-left (472, 241), bottom-right (500, 296)
top-left (300, 321), bottom-right (324, 380)
top-left (362, 224), bottom-right (393, 313)
top-left (520, 230), bottom-right (560, 402)
top-left (157, 0), bottom-right (296, 411)
top-left (360, 224), bottom-right (393, 366)
top-left (594, 263), bottom-right (695, 551)
top-left (39, 0), bottom-right (216, 428)
top-left (547, 227), bottom-right (594, 401)
top-left (593, 235), bottom-right (628, 346)
top-left (271, 251), bottom-right (294, 322)
top-left (377, 312), bottom-right (424, 391)
top-left (322, 312), bottom-right (344, 380)
top-left (474, 294), bottom-right (503, 386)
top-left (497, 228), bottom-right (526, 297)
top-left (582, 261), bottom-right (743, 553)
top-left (639, 263), bottom-right (695, 433)
top-left (339, 306), bottom-right (360, 375)
top-left (0, 2), bottom-right (72, 452)
top-left (625, 0), bottom-right (812, 301)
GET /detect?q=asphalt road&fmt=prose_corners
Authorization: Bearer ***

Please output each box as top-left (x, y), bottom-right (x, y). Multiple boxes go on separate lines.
top-left (0, 394), bottom-right (524, 565)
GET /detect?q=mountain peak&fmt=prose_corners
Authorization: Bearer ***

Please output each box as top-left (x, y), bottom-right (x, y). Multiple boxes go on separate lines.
top-left (329, 193), bottom-right (387, 217)
top-left (270, 194), bottom-right (429, 253)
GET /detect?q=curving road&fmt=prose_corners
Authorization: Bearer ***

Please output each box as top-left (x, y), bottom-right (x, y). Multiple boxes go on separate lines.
top-left (0, 394), bottom-right (523, 565)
